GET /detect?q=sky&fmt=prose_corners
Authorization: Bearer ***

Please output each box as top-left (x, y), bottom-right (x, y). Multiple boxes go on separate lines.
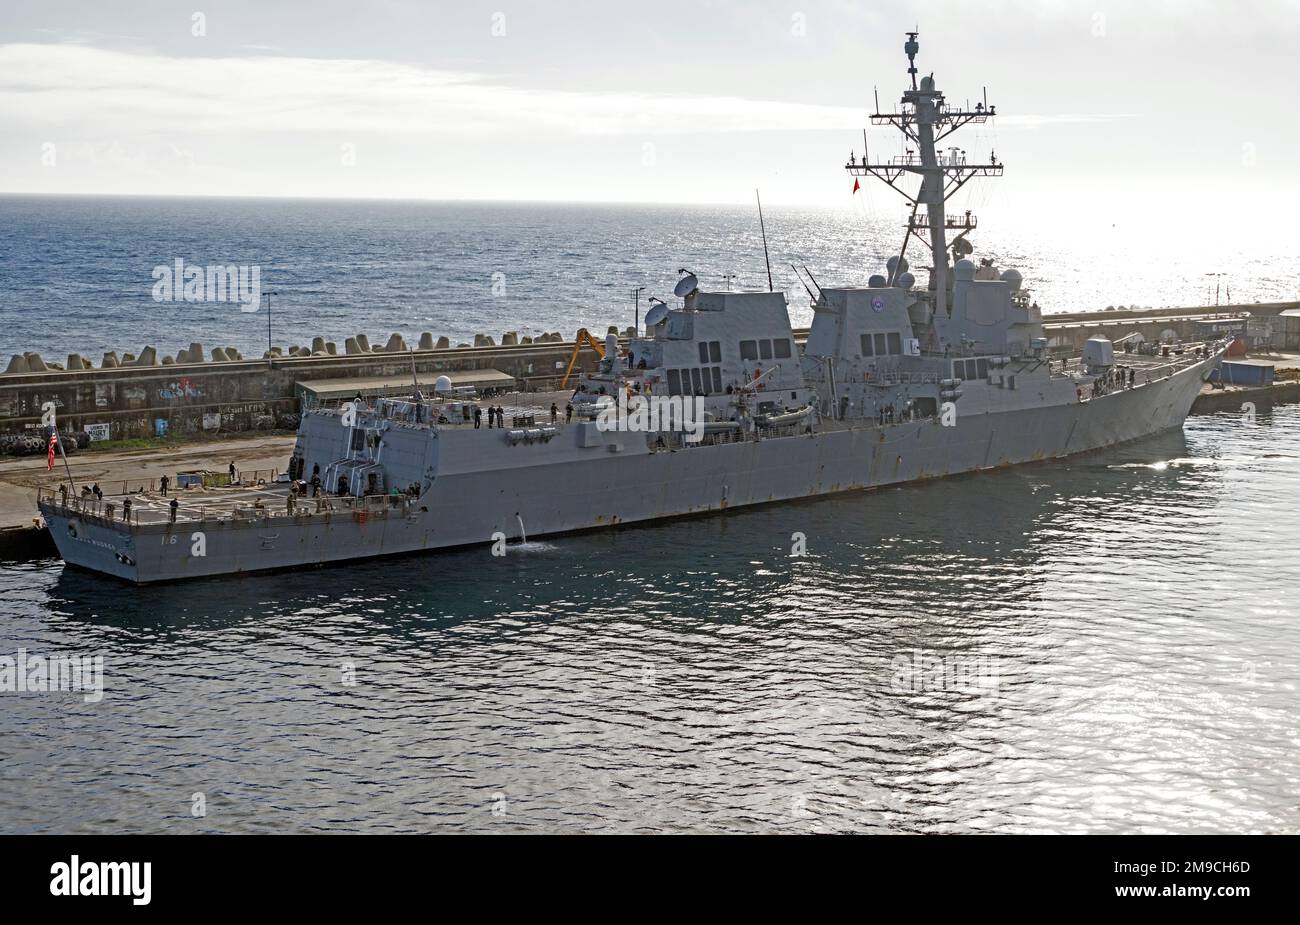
top-left (1, 0), bottom-right (1298, 226)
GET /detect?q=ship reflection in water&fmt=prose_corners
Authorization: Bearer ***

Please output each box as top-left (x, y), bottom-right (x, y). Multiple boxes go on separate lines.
top-left (3, 408), bottom-right (1297, 833)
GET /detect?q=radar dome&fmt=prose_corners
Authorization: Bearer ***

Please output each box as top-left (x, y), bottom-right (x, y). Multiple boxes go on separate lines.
top-left (868, 274), bottom-right (888, 288)
top-left (1000, 268), bottom-right (1024, 291)
top-left (895, 271), bottom-right (916, 290)
top-left (433, 375), bottom-right (453, 393)
top-left (954, 259), bottom-right (976, 281)
top-left (886, 255), bottom-right (909, 275)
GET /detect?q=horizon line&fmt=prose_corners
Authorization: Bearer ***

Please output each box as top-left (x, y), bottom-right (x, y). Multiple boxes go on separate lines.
top-left (0, 189), bottom-right (864, 210)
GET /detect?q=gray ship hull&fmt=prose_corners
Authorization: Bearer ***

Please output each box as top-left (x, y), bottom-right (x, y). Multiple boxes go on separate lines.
top-left (41, 353), bottom-right (1217, 584)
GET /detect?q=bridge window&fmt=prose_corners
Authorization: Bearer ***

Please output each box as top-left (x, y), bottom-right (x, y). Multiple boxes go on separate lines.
top-left (759, 339), bottom-right (773, 360)
top-left (887, 332), bottom-right (902, 355)
top-left (774, 338), bottom-right (792, 359)
top-left (874, 333), bottom-right (888, 355)
top-left (860, 334), bottom-right (874, 356)
top-left (976, 358), bottom-right (989, 379)
top-left (740, 340), bottom-right (758, 360)
top-left (698, 340), bottom-right (722, 363)
top-left (670, 366), bottom-right (722, 396)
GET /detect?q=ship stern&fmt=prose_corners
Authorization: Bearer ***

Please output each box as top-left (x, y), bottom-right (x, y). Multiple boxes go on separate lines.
top-left (40, 501), bottom-right (143, 584)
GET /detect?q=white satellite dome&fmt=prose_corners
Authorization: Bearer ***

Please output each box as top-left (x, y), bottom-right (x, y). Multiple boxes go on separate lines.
top-left (643, 302), bottom-right (669, 328)
top-left (868, 274), bottom-right (888, 288)
top-left (433, 375), bottom-right (453, 393)
top-left (954, 259), bottom-right (976, 281)
top-left (895, 271), bottom-right (916, 290)
top-left (886, 255), bottom-right (909, 275)
top-left (673, 273), bottom-right (699, 298)
top-left (1000, 268), bottom-right (1024, 291)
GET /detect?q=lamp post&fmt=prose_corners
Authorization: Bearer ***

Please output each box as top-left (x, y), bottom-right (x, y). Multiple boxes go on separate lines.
top-left (1203, 273), bottom-right (1225, 307)
top-left (632, 286), bottom-right (644, 336)
top-left (262, 290), bottom-right (279, 360)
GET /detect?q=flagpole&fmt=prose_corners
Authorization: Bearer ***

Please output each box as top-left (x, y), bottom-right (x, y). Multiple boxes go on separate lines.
top-left (52, 426), bottom-right (77, 494)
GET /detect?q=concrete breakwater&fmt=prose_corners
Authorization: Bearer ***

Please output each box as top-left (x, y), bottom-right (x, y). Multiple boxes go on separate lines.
top-left (2, 327), bottom-right (594, 375)
top-left (0, 329), bottom-right (620, 441)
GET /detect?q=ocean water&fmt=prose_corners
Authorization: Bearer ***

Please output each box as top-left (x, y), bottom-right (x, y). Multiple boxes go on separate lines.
top-left (0, 406), bottom-right (1297, 834)
top-left (0, 195), bottom-right (1292, 365)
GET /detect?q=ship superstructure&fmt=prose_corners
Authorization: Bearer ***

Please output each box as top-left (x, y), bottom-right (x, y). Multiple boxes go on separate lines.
top-left (38, 34), bottom-right (1225, 583)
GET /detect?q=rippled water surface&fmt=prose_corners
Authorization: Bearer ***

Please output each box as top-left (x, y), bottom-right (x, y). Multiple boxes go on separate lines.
top-left (1, 408), bottom-right (1298, 833)
top-left (1, 195), bottom-right (1292, 363)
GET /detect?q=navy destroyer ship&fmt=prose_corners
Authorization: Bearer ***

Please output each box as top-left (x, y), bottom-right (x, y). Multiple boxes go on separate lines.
top-left (38, 33), bottom-right (1225, 583)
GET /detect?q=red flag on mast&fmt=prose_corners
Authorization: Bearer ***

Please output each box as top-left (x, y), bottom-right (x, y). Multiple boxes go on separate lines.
top-left (46, 428), bottom-right (58, 471)
top-left (852, 178), bottom-right (861, 194)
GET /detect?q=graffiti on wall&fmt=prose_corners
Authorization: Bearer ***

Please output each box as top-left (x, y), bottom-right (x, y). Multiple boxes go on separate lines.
top-left (157, 377), bottom-right (204, 401)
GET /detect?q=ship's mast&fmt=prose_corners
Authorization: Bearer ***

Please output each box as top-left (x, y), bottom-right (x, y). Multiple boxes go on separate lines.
top-left (847, 32), bottom-right (1002, 317)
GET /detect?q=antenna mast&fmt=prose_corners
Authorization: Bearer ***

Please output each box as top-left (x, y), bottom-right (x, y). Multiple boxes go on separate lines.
top-left (755, 189), bottom-right (774, 292)
top-left (846, 32), bottom-right (1002, 317)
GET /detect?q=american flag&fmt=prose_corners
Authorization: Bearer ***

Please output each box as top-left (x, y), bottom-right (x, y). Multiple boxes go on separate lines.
top-left (46, 428), bottom-right (57, 471)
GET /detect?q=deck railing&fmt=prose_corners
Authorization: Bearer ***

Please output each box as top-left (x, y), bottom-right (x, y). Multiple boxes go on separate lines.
top-left (36, 481), bottom-right (411, 529)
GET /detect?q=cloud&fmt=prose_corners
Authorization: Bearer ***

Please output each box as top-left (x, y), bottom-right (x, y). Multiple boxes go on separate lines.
top-left (0, 43), bottom-right (1125, 139)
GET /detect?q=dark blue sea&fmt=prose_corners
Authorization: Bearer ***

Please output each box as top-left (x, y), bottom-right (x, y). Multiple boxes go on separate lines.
top-left (0, 195), bottom-right (1292, 364)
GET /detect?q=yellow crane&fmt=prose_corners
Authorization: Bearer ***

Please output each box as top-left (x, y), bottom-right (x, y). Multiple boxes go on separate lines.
top-left (559, 328), bottom-right (606, 389)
